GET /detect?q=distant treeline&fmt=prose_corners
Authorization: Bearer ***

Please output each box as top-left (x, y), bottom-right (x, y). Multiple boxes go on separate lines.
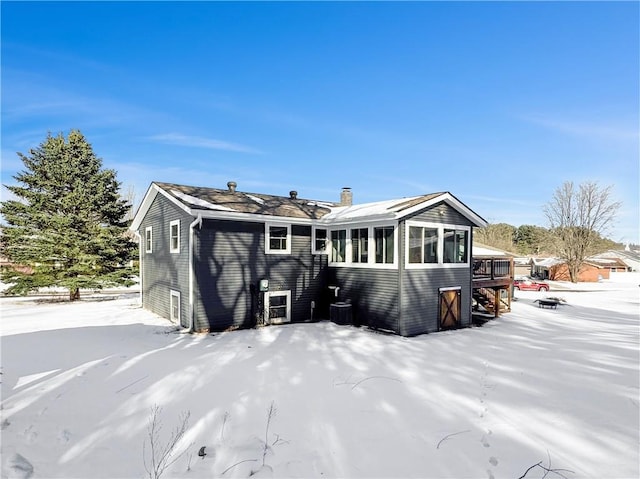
top-left (475, 223), bottom-right (628, 256)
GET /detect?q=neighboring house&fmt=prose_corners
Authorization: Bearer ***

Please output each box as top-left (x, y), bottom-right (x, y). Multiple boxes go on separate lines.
top-left (594, 249), bottom-right (640, 272)
top-left (587, 256), bottom-right (631, 273)
top-left (513, 257), bottom-right (533, 278)
top-left (130, 181), bottom-right (488, 336)
top-left (531, 257), bottom-right (612, 282)
top-left (0, 255), bottom-right (33, 275)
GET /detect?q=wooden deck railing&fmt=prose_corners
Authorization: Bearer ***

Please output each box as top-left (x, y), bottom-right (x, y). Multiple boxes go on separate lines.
top-left (472, 257), bottom-right (512, 280)
top-left (472, 257), bottom-right (514, 317)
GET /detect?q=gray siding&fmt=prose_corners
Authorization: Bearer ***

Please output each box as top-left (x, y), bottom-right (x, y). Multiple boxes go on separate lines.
top-left (398, 202), bottom-right (474, 336)
top-left (193, 221), bottom-right (328, 331)
top-left (400, 268), bottom-right (471, 336)
top-left (140, 195), bottom-right (192, 327)
top-left (137, 194), bottom-right (478, 337)
top-left (329, 268), bottom-right (400, 333)
top-left (404, 201), bottom-right (475, 227)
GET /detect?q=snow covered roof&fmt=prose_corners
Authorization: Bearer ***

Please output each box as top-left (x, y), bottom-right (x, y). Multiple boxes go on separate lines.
top-left (531, 257), bottom-right (564, 267)
top-left (321, 195), bottom-right (428, 221)
top-left (131, 183), bottom-right (487, 230)
top-left (320, 191), bottom-right (487, 226)
top-left (530, 256), bottom-right (626, 270)
top-left (471, 242), bottom-right (516, 257)
top-left (130, 182), bottom-right (336, 230)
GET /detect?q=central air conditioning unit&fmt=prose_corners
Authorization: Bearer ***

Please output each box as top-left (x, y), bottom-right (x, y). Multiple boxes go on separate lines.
top-left (330, 302), bottom-right (352, 325)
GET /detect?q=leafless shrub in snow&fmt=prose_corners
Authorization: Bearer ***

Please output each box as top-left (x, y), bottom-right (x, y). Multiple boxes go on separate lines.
top-left (436, 430), bottom-right (470, 449)
top-left (518, 453), bottom-right (574, 479)
top-left (143, 405), bottom-right (192, 479)
top-left (261, 401), bottom-right (276, 467)
top-left (333, 374), bottom-right (401, 390)
top-left (222, 459), bottom-right (257, 476)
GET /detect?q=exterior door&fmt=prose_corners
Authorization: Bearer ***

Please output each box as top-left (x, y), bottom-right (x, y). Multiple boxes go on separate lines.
top-left (439, 288), bottom-right (461, 330)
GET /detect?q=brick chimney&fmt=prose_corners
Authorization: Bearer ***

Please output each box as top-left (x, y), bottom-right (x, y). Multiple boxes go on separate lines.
top-left (340, 187), bottom-right (352, 206)
top-left (227, 181), bottom-right (237, 193)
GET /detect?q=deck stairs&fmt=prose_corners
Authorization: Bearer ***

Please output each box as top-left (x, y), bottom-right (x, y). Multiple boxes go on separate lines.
top-left (472, 256), bottom-right (513, 318)
top-left (473, 288), bottom-right (496, 314)
top-left (473, 286), bottom-right (511, 315)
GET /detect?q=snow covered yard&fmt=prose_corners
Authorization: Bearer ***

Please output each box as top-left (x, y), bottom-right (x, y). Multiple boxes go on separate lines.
top-left (1, 274), bottom-right (638, 479)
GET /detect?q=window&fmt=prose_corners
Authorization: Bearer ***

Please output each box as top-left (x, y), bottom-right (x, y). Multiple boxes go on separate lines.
top-left (374, 226), bottom-right (394, 264)
top-left (331, 229), bottom-right (346, 262)
top-left (408, 226), bottom-right (438, 264)
top-left (264, 290), bottom-right (291, 324)
top-left (406, 221), bottom-right (470, 268)
top-left (265, 223), bottom-right (291, 254)
top-left (145, 226), bottom-right (153, 253)
top-left (351, 228), bottom-right (368, 263)
top-left (444, 229), bottom-right (468, 263)
top-left (169, 220), bottom-right (180, 253)
top-left (170, 290), bottom-right (180, 323)
top-left (313, 228), bottom-right (328, 254)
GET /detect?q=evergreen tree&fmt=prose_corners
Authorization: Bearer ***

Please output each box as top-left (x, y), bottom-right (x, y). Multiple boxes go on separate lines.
top-left (513, 225), bottom-right (551, 255)
top-left (474, 222), bottom-right (516, 252)
top-left (0, 130), bottom-right (136, 300)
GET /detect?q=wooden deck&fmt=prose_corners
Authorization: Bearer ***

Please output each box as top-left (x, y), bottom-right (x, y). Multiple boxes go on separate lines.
top-left (472, 257), bottom-right (513, 317)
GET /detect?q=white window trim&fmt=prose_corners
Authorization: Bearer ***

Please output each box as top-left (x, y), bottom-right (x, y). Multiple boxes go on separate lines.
top-left (170, 290), bottom-right (181, 323)
top-left (330, 228), bottom-right (348, 264)
top-left (264, 290), bottom-right (291, 324)
top-left (442, 225), bottom-right (470, 266)
top-left (350, 226), bottom-right (369, 264)
top-left (328, 221), bottom-right (398, 269)
top-left (145, 226), bottom-right (153, 254)
top-left (312, 226), bottom-right (328, 255)
top-left (169, 220), bottom-right (180, 254)
top-left (265, 222), bottom-right (292, 254)
top-left (405, 220), bottom-right (470, 269)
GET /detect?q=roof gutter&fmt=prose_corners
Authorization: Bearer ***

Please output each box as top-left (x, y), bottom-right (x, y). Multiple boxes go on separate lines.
top-left (188, 213), bottom-right (203, 332)
top-left (133, 230), bottom-right (142, 307)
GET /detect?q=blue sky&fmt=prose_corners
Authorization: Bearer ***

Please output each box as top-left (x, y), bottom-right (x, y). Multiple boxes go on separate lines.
top-left (2, 1), bottom-right (638, 243)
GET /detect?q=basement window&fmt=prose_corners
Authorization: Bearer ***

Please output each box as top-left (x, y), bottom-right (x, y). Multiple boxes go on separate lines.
top-left (170, 290), bottom-right (181, 323)
top-left (264, 290), bottom-right (291, 324)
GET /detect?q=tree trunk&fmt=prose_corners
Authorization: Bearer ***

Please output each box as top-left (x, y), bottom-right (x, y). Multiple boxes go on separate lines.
top-left (70, 288), bottom-right (80, 301)
top-left (569, 263), bottom-right (579, 283)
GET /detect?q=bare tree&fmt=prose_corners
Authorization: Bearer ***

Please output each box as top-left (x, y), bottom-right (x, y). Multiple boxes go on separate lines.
top-left (543, 181), bottom-right (621, 282)
top-left (122, 184), bottom-right (138, 223)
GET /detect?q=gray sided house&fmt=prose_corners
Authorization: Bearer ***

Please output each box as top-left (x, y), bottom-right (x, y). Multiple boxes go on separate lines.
top-left (130, 182), bottom-right (488, 336)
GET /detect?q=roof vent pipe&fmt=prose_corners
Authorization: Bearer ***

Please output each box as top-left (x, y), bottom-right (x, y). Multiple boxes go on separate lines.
top-left (340, 187), bottom-right (352, 206)
top-left (227, 181), bottom-right (237, 193)
top-left (289, 190), bottom-right (298, 199)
